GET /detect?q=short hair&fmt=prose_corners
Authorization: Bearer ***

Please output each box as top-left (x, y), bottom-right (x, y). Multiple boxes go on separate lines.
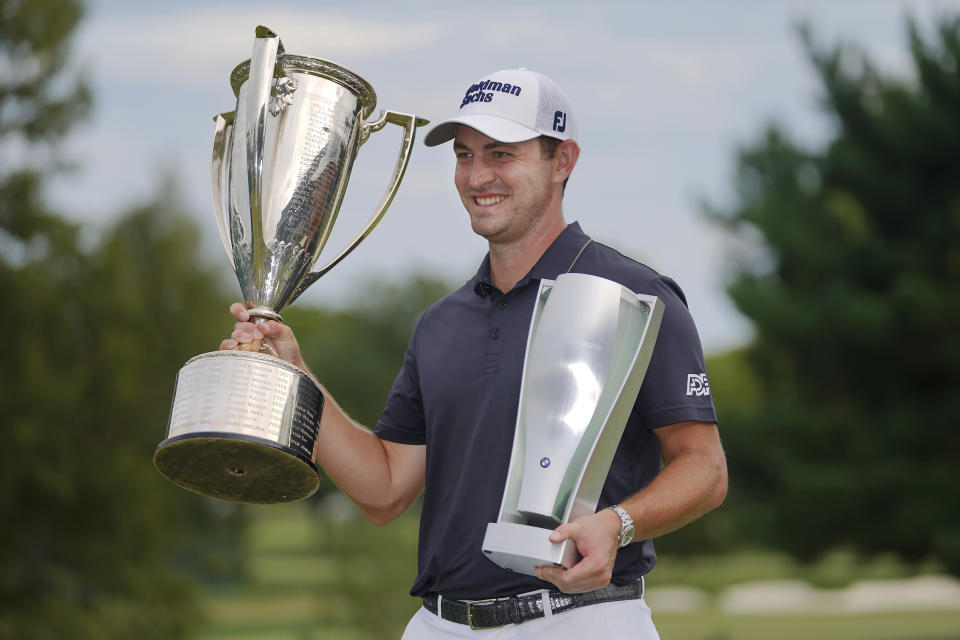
top-left (538, 136), bottom-right (570, 194)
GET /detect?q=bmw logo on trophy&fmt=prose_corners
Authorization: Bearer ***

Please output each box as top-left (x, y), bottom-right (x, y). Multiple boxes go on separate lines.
top-left (153, 27), bottom-right (427, 504)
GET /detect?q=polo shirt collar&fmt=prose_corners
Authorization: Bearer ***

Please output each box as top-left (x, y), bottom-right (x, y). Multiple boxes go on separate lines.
top-left (473, 221), bottom-right (592, 292)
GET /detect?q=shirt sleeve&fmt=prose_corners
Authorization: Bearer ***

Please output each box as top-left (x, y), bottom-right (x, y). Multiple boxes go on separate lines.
top-left (374, 317), bottom-right (428, 445)
top-left (634, 275), bottom-right (718, 429)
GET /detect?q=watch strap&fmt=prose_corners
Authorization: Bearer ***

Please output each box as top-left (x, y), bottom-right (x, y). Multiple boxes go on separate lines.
top-left (608, 504), bottom-right (634, 548)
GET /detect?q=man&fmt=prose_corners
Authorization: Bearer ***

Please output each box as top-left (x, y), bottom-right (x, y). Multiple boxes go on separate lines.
top-left (222, 68), bottom-right (727, 638)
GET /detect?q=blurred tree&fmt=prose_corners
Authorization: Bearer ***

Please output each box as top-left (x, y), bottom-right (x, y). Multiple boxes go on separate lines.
top-left (0, 0), bottom-right (90, 257)
top-left (0, 187), bottom-right (246, 639)
top-left (656, 347), bottom-right (759, 556)
top-left (292, 276), bottom-right (450, 636)
top-left (707, 19), bottom-right (960, 573)
top-left (0, 0), bottom-right (246, 637)
top-left (295, 274), bottom-right (452, 425)
top-left (286, 274), bottom-right (452, 498)
top-left (0, 0), bottom-right (90, 145)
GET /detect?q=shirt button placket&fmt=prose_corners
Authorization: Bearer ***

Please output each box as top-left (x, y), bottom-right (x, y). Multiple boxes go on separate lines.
top-left (482, 294), bottom-right (503, 375)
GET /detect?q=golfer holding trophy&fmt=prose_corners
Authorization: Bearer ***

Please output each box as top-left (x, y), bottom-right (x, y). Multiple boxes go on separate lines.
top-left (162, 41), bottom-right (727, 636)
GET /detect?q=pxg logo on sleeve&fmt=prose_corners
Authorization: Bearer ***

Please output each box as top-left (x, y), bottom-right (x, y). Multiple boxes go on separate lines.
top-left (686, 373), bottom-right (711, 397)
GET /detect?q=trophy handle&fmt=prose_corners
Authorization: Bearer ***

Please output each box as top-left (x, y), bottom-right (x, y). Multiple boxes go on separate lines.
top-left (290, 110), bottom-right (429, 303)
top-left (211, 111), bottom-right (236, 264)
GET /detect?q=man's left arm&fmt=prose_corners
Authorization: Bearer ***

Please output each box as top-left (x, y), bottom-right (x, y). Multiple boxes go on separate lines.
top-left (535, 420), bottom-right (727, 593)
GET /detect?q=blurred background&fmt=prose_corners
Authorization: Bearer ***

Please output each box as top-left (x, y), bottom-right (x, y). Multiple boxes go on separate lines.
top-left (2, 0), bottom-right (959, 638)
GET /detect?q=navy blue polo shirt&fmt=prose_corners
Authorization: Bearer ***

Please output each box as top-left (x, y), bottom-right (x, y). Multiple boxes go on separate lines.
top-left (375, 222), bottom-right (717, 600)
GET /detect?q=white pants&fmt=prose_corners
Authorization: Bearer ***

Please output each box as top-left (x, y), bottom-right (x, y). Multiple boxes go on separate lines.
top-left (400, 595), bottom-right (660, 639)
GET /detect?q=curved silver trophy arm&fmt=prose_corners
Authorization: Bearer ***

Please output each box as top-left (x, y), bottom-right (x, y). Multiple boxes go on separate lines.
top-left (289, 110), bottom-right (429, 303)
top-left (211, 111), bottom-right (236, 264)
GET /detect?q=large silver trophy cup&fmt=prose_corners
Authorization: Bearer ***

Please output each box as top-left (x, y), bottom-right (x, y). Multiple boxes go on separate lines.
top-left (481, 273), bottom-right (663, 576)
top-left (154, 27), bottom-right (427, 504)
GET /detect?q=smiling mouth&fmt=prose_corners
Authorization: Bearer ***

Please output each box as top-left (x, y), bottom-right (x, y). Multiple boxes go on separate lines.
top-left (475, 195), bottom-right (506, 206)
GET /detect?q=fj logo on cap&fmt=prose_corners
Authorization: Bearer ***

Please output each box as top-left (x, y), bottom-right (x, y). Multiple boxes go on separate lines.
top-left (460, 80), bottom-right (523, 108)
top-left (553, 111), bottom-right (566, 133)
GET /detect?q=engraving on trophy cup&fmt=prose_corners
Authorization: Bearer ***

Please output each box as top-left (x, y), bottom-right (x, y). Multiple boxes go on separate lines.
top-left (481, 273), bottom-right (664, 576)
top-left (154, 26), bottom-right (428, 504)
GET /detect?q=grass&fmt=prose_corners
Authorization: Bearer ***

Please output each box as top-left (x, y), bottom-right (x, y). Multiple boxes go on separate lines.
top-left (192, 499), bottom-right (960, 639)
top-left (194, 497), bottom-right (419, 640)
top-left (654, 611), bottom-right (960, 640)
top-left (650, 548), bottom-right (945, 593)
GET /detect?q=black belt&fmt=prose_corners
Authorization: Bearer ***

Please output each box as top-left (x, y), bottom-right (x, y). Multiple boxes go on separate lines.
top-left (422, 578), bottom-right (644, 629)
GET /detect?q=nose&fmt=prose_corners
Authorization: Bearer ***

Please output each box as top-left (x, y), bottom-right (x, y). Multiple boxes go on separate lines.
top-left (468, 156), bottom-right (494, 190)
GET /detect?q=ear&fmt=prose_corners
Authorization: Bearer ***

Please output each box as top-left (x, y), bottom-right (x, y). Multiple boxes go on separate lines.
top-left (553, 139), bottom-right (580, 185)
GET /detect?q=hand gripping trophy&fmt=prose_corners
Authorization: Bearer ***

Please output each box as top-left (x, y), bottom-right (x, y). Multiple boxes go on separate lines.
top-left (153, 27), bottom-right (427, 504)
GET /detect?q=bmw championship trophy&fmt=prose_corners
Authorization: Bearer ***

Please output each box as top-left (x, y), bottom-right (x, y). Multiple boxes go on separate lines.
top-left (153, 27), bottom-right (427, 504)
top-left (481, 273), bottom-right (664, 575)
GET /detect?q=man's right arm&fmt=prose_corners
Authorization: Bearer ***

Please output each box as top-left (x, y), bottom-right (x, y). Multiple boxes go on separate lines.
top-left (221, 303), bottom-right (426, 525)
top-left (311, 390), bottom-right (426, 525)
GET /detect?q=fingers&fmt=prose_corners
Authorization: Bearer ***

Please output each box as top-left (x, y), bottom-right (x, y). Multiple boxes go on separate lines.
top-left (229, 302), bottom-right (250, 322)
top-left (533, 519), bottom-right (617, 593)
top-left (536, 553), bottom-right (612, 593)
top-left (549, 523), bottom-right (572, 544)
top-left (257, 319), bottom-right (293, 342)
top-left (222, 302), bottom-right (265, 351)
top-left (221, 304), bottom-right (305, 368)
top-left (232, 324), bottom-right (265, 351)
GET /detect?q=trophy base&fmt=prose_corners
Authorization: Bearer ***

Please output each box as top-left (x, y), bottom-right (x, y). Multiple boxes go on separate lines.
top-left (481, 522), bottom-right (580, 577)
top-left (154, 432), bottom-right (319, 503)
top-left (157, 350), bottom-right (324, 504)
top-left (154, 433), bottom-right (319, 503)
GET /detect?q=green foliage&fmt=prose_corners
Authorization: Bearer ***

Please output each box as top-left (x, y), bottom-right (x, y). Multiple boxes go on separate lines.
top-left (0, 0), bottom-right (449, 636)
top-left (287, 275), bottom-right (450, 429)
top-left (706, 19), bottom-right (960, 573)
top-left (283, 274), bottom-right (452, 501)
top-left (311, 507), bottom-right (421, 637)
top-left (657, 348), bottom-right (759, 555)
top-left (1, 1), bottom-right (250, 636)
top-left (653, 548), bottom-right (942, 593)
top-left (1, 186), bottom-right (247, 639)
top-left (0, 0), bottom-right (90, 143)
top-left (194, 504), bottom-right (421, 639)
top-left (197, 508), bottom-right (960, 640)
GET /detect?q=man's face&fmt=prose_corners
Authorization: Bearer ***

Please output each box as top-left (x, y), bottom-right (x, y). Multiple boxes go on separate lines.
top-left (452, 126), bottom-right (558, 244)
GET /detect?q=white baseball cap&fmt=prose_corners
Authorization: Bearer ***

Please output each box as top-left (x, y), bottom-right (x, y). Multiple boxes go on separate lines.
top-left (424, 68), bottom-right (578, 146)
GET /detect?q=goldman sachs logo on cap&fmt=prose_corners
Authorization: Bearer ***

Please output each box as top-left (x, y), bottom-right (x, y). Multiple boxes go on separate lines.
top-left (460, 79), bottom-right (522, 108)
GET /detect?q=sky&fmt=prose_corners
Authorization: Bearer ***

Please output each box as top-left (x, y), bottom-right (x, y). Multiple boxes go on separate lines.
top-left (47, 0), bottom-right (960, 354)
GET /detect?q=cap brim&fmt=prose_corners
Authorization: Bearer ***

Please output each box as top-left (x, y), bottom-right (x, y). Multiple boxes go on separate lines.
top-left (423, 114), bottom-right (540, 147)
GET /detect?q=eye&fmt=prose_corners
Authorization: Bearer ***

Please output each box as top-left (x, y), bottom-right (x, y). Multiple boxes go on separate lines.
top-left (455, 151), bottom-right (472, 162)
top-left (492, 150), bottom-right (511, 159)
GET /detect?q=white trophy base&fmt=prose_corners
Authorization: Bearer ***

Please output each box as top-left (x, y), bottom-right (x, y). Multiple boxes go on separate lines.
top-left (481, 522), bottom-right (581, 577)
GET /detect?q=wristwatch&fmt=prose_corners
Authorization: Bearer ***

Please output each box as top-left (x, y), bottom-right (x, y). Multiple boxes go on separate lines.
top-left (608, 504), bottom-right (635, 548)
